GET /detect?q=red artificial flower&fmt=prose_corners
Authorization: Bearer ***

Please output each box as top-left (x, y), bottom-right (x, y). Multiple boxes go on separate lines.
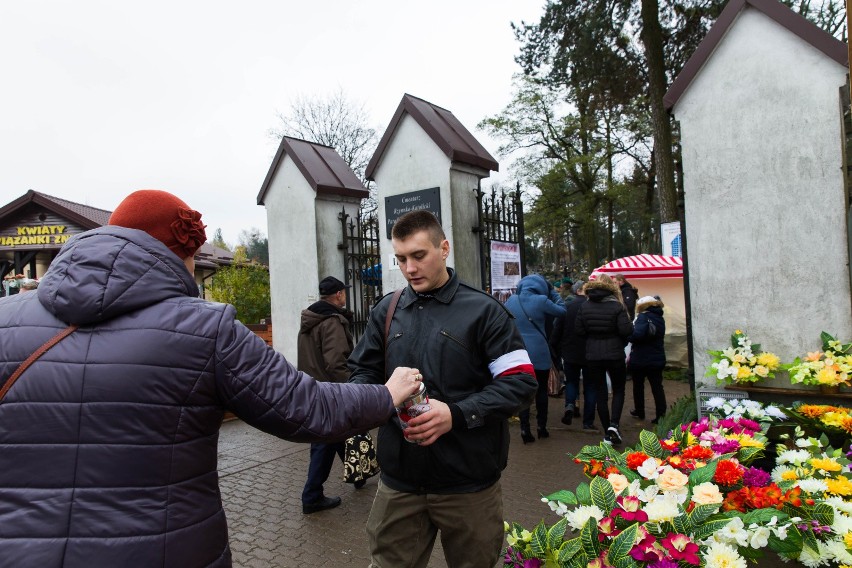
top-left (713, 459), bottom-right (744, 486)
top-left (627, 452), bottom-right (650, 470)
top-left (585, 459), bottom-right (607, 478)
top-left (661, 533), bottom-right (701, 565)
top-left (660, 440), bottom-right (680, 452)
top-left (681, 445), bottom-right (714, 461)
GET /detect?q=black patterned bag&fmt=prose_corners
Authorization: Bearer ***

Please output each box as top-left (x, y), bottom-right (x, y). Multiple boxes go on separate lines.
top-left (342, 432), bottom-right (380, 484)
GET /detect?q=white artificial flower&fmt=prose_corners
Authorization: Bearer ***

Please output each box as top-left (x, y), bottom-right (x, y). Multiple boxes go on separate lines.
top-left (705, 541), bottom-right (747, 568)
top-left (714, 359), bottom-right (731, 380)
top-left (716, 516), bottom-right (749, 547)
top-left (564, 505), bottom-right (604, 531)
top-left (776, 449), bottom-right (811, 465)
top-left (824, 538), bottom-right (852, 565)
top-left (825, 497), bottom-right (852, 516)
top-left (643, 494), bottom-right (680, 523)
top-left (749, 526), bottom-right (771, 549)
top-left (771, 465), bottom-right (795, 483)
top-left (831, 509), bottom-right (852, 535)
top-left (706, 396), bottom-right (726, 410)
top-left (637, 457), bottom-right (661, 480)
top-left (741, 399), bottom-right (761, 410)
top-left (796, 478), bottom-right (829, 493)
top-left (764, 405), bottom-right (787, 419)
top-left (798, 541), bottom-right (831, 568)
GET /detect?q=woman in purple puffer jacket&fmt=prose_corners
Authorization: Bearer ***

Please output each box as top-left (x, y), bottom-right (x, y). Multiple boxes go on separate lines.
top-left (0, 190), bottom-right (419, 568)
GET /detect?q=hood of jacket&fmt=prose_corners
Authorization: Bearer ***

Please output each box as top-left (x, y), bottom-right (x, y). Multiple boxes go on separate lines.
top-left (515, 274), bottom-right (550, 297)
top-left (636, 300), bottom-right (664, 314)
top-left (584, 279), bottom-right (618, 302)
top-left (37, 225), bottom-right (199, 325)
top-left (300, 301), bottom-right (351, 333)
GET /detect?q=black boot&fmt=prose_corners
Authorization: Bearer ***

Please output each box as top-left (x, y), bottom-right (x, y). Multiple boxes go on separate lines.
top-left (537, 427), bottom-right (550, 439)
top-left (521, 429), bottom-right (536, 444)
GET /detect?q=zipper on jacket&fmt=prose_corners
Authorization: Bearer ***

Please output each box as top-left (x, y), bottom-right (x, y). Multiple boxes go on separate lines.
top-left (439, 329), bottom-right (470, 353)
top-left (388, 332), bottom-right (404, 346)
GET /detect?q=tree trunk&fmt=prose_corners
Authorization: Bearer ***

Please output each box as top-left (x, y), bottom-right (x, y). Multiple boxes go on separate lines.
top-left (640, 0), bottom-right (678, 223)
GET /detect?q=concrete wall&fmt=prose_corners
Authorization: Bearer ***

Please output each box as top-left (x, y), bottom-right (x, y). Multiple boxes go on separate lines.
top-left (374, 114), bottom-right (452, 292)
top-left (449, 165), bottom-right (487, 287)
top-left (673, 7), bottom-right (851, 384)
top-left (264, 155), bottom-right (320, 362)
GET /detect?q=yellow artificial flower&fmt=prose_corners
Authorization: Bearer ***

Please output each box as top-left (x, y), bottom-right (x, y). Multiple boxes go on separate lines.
top-left (733, 354), bottom-right (746, 364)
top-left (822, 412), bottom-right (848, 428)
top-left (810, 457), bottom-right (843, 472)
top-left (757, 352), bottom-right (780, 368)
top-left (754, 365), bottom-right (769, 377)
top-left (736, 436), bottom-right (764, 449)
top-left (825, 476), bottom-right (852, 496)
top-left (781, 470), bottom-right (800, 481)
top-left (735, 330), bottom-right (743, 335)
top-left (843, 532), bottom-right (852, 549)
top-left (736, 366), bottom-right (753, 380)
top-left (818, 368), bottom-right (839, 385)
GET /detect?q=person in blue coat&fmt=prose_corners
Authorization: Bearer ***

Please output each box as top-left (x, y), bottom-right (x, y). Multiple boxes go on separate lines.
top-left (628, 296), bottom-right (667, 424)
top-left (505, 274), bottom-right (566, 443)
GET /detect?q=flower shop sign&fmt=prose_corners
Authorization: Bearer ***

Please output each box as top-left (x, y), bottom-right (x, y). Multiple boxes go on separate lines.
top-left (0, 224), bottom-right (75, 249)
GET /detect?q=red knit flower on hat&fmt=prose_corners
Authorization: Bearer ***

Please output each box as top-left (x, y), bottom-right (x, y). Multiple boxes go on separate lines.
top-left (170, 206), bottom-right (207, 258)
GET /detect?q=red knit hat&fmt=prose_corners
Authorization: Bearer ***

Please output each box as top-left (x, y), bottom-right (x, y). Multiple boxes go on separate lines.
top-left (109, 190), bottom-right (208, 258)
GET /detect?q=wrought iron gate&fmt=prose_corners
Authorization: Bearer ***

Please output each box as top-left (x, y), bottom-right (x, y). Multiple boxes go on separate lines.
top-left (340, 208), bottom-right (383, 342)
top-left (474, 183), bottom-right (526, 293)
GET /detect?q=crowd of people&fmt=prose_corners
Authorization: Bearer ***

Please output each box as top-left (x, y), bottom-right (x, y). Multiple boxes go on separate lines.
top-left (0, 187), bottom-right (671, 567)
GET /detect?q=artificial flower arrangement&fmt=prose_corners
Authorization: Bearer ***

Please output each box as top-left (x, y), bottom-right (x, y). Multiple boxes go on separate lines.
top-left (708, 330), bottom-right (781, 385)
top-left (782, 404), bottom-right (852, 449)
top-left (787, 332), bottom-right (852, 388)
top-left (704, 397), bottom-right (787, 426)
top-left (502, 421), bottom-right (849, 568)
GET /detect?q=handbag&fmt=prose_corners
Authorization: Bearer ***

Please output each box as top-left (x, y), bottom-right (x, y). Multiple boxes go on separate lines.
top-left (342, 432), bottom-right (380, 484)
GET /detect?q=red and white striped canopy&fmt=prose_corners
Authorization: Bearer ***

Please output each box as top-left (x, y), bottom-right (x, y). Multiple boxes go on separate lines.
top-left (591, 254), bottom-right (683, 279)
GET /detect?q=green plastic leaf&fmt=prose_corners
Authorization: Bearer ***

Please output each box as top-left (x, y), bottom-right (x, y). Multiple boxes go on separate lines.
top-left (813, 502), bottom-right (834, 527)
top-left (613, 557), bottom-right (640, 568)
top-left (738, 546), bottom-right (763, 560)
top-left (557, 537), bottom-right (582, 563)
top-left (543, 490), bottom-right (578, 505)
top-left (737, 446), bottom-right (764, 465)
top-left (607, 523), bottom-right (639, 562)
top-left (691, 518), bottom-right (736, 541)
top-left (580, 517), bottom-right (601, 558)
top-left (688, 461), bottom-right (717, 486)
top-left (802, 528), bottom-right (820, 555)
top-left (741, 509), bottom-right (787, 525)
top-left (590, 475), bottom-right (616, 513)
top-left (688, 503), bottom-right (719, 526)
top-left (547, 517), bottom-right (568, 550)
top-left (529, 522), bottom-right (549, 556)
top-left (576, 482), bottom-right (591, 506)
top-left (639, 430), bottom-right (665, 459)
top-left (768, 526), bottom-right (803, 554)
top-left (673, 514), bottom-right (690, 535)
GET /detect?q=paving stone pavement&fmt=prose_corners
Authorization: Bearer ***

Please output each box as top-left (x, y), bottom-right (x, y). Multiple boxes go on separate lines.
top-left (218, 379), bottom-right (692, 567)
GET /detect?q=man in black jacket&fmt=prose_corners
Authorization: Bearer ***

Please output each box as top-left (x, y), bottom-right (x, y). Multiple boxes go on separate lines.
top-left (613, 273), bottom-right (639, 319)
top-left (349, 210), bottom-right (536, 568)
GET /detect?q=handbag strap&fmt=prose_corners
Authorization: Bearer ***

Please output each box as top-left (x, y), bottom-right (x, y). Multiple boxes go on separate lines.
top-left (384, 289), bottom-right (404, 376)
top-left (0, 324), bottom-right (79, 402)
top-left (516, 298), bottom-right (558, 362)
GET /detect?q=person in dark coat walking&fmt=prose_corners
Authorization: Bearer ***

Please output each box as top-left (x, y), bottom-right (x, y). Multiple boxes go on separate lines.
top-left (0, 189), bottom-right (422, 568)
top-left (505, 274), bottom-right (566, 443)
top-left (576, 275), bottom-right (633, 445)
top-left (298, 275), bottom-right (364, 514)
top-left (629, 296), bottom-right (668, 424)
top-left (613, 273), bottom-right (639, 320)
top-left (550, 281), bottom-right (596, 429)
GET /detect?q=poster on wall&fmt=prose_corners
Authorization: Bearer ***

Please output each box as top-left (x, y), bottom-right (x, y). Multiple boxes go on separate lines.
top-left (384, 188), bottom-right (441, 239)
top-left (661, 221), bottom-right (682, 258)
top-left (490, 240), bottom-right (521, 302)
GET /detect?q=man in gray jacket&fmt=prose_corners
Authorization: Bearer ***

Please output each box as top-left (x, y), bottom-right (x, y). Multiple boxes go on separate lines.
top-left (0, 189), bottom-right (422, 568)
top-left (298, 275), bottom-right (360, 513)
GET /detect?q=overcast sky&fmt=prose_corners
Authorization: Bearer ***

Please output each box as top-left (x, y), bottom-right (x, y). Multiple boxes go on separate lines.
top-left (1, 1), bottom-right (545, 245)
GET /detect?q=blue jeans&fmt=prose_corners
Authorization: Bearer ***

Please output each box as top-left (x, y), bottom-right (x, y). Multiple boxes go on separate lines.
top-left (564, 362), bottom-right (596, 427)
top-left (302, 441), bottom-right (345, 504)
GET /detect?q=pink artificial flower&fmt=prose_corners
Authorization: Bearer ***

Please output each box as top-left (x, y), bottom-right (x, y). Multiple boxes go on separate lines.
top-left (661, 533), bottom-right (700, 565)
top-left (612, 496), bottom-right (649, 522)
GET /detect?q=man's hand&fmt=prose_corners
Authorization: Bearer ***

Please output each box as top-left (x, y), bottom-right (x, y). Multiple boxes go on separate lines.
top-left (404, 399), bottom-right (452, 446)
top-left (385, 366), bottom-right (423, 407)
